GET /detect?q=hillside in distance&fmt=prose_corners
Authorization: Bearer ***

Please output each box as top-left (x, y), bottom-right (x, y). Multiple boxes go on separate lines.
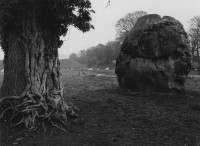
top-left (0, 59), bottom-right (87, 71)
top-left (60, 59), bottom-right (88, 70)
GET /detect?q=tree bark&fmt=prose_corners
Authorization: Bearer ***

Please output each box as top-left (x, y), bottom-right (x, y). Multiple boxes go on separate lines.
top-left (0, 10), bottom-right (76, 143)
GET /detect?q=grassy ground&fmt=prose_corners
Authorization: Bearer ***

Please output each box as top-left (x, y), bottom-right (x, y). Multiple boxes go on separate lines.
top-left (1, 70), bottom-right (200, 146)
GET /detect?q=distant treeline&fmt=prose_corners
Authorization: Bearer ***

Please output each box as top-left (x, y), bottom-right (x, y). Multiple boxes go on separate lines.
top-left (69, 41), bottom-right (121, 67)
top-left (69, 11), bottom-right (148, 68)
top-left (70, 10), bottom-right (200, 71)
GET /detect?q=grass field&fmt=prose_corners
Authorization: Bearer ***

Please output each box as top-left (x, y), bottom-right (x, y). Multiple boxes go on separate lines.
top-left (1, 69), bottom-right (200, 146)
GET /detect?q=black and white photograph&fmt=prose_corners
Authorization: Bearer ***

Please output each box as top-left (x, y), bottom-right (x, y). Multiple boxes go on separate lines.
top-left (0, 0), bottom-right (200, 145)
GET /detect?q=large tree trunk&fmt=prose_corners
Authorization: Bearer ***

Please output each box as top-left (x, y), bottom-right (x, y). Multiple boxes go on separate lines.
top-left (0, 11), bottom-right (76, 143)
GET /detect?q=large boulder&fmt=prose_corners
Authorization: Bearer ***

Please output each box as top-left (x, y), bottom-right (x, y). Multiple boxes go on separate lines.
top-left (115, 14), bottom-right (191, 92)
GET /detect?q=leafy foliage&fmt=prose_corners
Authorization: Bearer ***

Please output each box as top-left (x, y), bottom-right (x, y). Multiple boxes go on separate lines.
top-left (0, 0), bottom-right (94, 55)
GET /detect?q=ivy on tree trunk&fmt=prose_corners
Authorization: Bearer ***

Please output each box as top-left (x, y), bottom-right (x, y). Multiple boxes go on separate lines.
top-left (0, 0), bottom-right (94, 143)
top-left (0, 10), bottom-right (76, 143)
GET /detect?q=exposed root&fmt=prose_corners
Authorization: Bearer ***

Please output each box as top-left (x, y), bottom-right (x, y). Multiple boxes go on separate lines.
top-left (0, 18), bottom-right (78, 145)
top-left (0, 91), bottom-right (77, 143)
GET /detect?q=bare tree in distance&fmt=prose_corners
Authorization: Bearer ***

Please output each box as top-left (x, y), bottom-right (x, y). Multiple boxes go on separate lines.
top-left (188, 16), bottom-right (200, 71)
top-left (115, 11), bottom-right (147, 43)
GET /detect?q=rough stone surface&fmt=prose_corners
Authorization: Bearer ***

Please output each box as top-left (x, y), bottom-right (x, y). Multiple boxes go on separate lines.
top-left (115, 14), bottom-right (191, 92)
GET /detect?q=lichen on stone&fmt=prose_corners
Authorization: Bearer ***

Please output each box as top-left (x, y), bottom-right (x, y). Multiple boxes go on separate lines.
top-left (115, 14), bottom-right (191, 92)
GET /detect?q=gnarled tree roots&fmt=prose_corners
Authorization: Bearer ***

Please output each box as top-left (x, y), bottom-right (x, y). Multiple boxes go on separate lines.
top-left (0, 90), bottom-right (77, 143)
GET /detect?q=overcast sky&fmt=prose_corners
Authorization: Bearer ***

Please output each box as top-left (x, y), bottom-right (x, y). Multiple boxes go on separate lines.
top-left (0, 0), bottom-right (200, 59)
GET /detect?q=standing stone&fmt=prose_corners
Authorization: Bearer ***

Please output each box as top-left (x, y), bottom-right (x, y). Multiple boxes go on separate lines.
top-left (115, 14), bottom-right (191, 92)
